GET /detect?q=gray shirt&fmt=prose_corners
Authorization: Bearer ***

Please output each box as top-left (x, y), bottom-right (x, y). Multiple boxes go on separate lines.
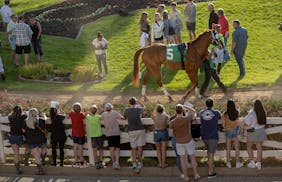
top-left (184, 2), bottom-right (196, 23)
top-left (232, 27), bottom-right (248, 57)
top-left (124, 107), bottom-right (144, 131)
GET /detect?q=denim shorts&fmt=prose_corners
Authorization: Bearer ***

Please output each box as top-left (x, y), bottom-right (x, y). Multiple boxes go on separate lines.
top-left (29, 142), bottom-right (47, 149)
top-left (8, 36), bottom-right (16, 51)
top-left (154, 129), bottom-right (169, 143)
top-left (203, 139), bottom-right (218, 154)
top-left (225, 128), bottom-right (239, 139)
top-left (8, 135), bottom-right (24, 146)
top-left (73, 136), bottom-right (86, 145)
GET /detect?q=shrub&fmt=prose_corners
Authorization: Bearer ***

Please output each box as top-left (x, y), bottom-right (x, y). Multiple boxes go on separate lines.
top-left (19, 62), bottom-right (54, 80)
top-left (70, 65), bottom-right (97, 82)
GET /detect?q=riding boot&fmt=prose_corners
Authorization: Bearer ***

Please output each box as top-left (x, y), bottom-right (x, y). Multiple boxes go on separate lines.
top-left (15, 163), bottom-right (23, 174)
top-left (36, 164), bottom-right (44, 175)
top-left (41, 154), bottom-right (46, 166)
top-left (24, 152), bottom-right (31, 166)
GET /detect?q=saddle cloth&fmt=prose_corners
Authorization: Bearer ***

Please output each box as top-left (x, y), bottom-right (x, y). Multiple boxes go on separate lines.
top-left (165, 43), bottom-right (188, 62)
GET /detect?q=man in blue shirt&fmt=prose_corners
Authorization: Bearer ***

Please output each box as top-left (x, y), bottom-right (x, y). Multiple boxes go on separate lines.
top-left (200, 98), bottom-right (221, 178)
top-left (231, 20), bottom-right (248, 80)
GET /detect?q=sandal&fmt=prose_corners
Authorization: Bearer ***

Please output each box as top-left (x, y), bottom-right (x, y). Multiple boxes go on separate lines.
top-left (194, 174), bottom-right (201, 181)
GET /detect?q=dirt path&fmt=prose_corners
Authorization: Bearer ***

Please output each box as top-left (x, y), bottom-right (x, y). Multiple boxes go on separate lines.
top-left (3, 86), bottom-right (282, 106)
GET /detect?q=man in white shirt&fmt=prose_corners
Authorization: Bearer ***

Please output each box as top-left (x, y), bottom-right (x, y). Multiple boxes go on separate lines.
top-left (92, 32), bottom-right (108, 78)
top-left (1, 0), bottom-right (12, 44)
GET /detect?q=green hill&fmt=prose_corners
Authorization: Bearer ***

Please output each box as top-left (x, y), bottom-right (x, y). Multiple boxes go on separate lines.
top-left (0, 0), bottom-right (281, 92)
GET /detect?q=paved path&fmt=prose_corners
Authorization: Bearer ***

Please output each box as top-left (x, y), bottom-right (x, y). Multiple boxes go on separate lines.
top-left (1, 175), bottom-right (282, 182)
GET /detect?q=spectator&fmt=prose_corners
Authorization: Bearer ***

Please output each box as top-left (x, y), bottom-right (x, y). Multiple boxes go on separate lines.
top-left (0, 0), bottom-right (12, 44)
top-left (243, 100), bottom-right (267, 170)
top-left (123, 97), bottom-right (145, 171)
top-left (49, 102), bottom-right (67, 167)
top-left (231, 20), bottom-right (248, 80)
top-left (24, 108), bottom-right (47, 175)
top-left (8, 105), bottom-right (27, 174)
top-left (28, 17), bottom-right (43, 61)
top-left (208, 3), bottom-right (218, 29)
top-left (200, 44), bottom-right (227, 97)
top-left (139, 12), bottom-right (151, 48)
top-left (152, 104), bottom-right (169, 168)
top-left (68, 102), bottom-right (87, 168)
top-left (184, 0), bottom-right (196, 41)
top-left (92, 32), bottom-right (108, 78)
top-left (217, 8), bottom-right (230, 61)
top-left (86, 105), bottom-right (104, 169)
top-left (221, 99), bottom-right (243, 168)
top-left (200, 98), bottom-right (220, 178)
top-left (169, 104), bottom-right (200, 182)
top-left (169, 2), bottom-right (183, 43)
top-left (12, 16), bottom-right (33, 65)
top-left (7, 14), bottom-right (17, 64)
top-left (0, 56), bottom-right (5, 80)
top-left (162, 10), bottom-right (175, 44)
top-left (157, 4), bottom-right (166, 19)
top-left (152, 12), bottom-right (164, 43)
top-left (101, 103), bottom-right (123, 170)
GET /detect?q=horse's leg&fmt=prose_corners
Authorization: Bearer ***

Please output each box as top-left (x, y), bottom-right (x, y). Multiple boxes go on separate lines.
top-left (141, 70), bottom-right (152, 101)
top-left (151, 68), bottom-right (174, 102)
top-left (181, 71), bottom-right (198, 103)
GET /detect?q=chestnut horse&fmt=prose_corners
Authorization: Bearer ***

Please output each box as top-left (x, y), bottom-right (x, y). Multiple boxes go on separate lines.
top-left (132, 30), bottom-right (220, 102)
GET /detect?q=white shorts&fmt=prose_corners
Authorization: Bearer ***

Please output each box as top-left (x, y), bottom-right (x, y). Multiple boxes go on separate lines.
top-left (213, 48), bottom-right (224, 64)
top-left (128, 130), bottom-right (146, 148)
top-left (176, 140), bottom-right (196, 156)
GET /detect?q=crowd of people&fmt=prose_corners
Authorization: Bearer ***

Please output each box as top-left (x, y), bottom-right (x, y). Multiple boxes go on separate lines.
top-left (0, 0), bottom-right (43, 70)
top-left (7, 97), bottom-right (267, 180)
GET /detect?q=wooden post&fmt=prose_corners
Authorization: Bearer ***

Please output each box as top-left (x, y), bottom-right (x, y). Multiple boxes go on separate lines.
top-left (0, 115), bottom-right (6, 163)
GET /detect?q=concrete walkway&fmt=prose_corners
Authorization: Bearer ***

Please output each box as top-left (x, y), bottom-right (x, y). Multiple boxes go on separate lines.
top-left (0, 164), bottom-right (281, 177)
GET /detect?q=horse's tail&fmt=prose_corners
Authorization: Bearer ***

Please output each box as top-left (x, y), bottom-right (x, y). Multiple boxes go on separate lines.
top-left (132, 48), bottom-right (145, 87)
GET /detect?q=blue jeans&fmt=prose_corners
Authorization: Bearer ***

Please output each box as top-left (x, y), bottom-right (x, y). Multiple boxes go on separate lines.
top-left (171, 137), bottom-right (182, 173)
top-left (234, 53), bottom-right (245, 77)
top-left (223, 36), bottom-right (230, 61)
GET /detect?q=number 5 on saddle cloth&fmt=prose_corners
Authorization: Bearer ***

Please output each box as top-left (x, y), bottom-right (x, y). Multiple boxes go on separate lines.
top-left (166, 43), bottom-right (188, 69)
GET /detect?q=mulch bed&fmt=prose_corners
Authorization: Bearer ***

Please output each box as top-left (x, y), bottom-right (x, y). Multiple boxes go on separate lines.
top-left (22, 0), bottom-right (210, 38)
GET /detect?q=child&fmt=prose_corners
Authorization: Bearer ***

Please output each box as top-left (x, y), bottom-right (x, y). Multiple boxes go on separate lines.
top-left (221, 99), bottom-right (243, 168)
top-left (152, 104), bottom-right (169, 168)
top-left (86, 105), bottom-right (104, 169)
top-left (69, 102), bottom-right (87, 168)
top-left (0, 56), bottom-right (6, 80)
top-left (101, 103), bottom-right (123, 169)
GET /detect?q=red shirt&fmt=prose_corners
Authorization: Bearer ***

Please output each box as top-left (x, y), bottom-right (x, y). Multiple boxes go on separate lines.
top-left (218, 15), bottom-right (229, 37)
top-left (69, 112), bottom-right (86, 137)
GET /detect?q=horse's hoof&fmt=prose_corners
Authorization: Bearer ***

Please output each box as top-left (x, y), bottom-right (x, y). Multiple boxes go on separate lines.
top-left (168, 96), bottom-right (174, 103)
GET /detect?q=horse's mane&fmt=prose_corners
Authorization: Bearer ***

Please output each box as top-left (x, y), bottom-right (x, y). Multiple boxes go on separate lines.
top-left (187, 30), bottom-right (211, 45)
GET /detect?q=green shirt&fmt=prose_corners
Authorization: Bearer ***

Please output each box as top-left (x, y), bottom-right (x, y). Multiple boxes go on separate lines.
top-left (86, 115), bottom-right (103, 137)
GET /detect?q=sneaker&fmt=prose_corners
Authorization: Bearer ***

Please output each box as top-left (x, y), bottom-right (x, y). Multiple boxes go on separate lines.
top-left (256, 162), bottom-right (262, 170)
top-left (179, 173), bottom-right (184, 179)
top-left (80, 161), bottom-right (88, 168)
top-left (72, 162), bottom-right (80, 168)
top-left (130, 162), bottom-right (137, 169)
top-left (236, 162), bottom-right (243, 168)
top-left (208, 172), bottom-right (217, 178)
top-left (226, 162), bottom-right (232, 168)
top-left (137, 162), bottom-right (143, 169)
top-left (99, 161), bottom-right (104, 169)
top-left (112, 162), bottom-right (117, 169)
top-left (95, 162), bottom-right (101, 169)
top-left (115, 163), bottom-right (121, 170)
top-left (247, 161), bottom-right (256, 169)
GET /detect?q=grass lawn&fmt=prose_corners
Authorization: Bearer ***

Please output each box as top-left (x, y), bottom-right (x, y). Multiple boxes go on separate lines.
top-left (0, 0), bottom-right (281, 92)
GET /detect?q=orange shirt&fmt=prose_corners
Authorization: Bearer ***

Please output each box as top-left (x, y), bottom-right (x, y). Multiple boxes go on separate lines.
top-left (221, 113), bottom-right (239, 131)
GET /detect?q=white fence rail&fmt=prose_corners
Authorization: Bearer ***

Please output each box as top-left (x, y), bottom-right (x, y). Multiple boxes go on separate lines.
top-left (1, 116), bottom-right (282, 165)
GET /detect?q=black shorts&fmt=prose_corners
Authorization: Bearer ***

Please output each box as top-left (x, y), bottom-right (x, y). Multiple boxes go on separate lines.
top-left (107, 135), bottom-right (120, 148)
top-left (73, 136), bottom-right (86, 145)
top-left (154, 36), bottom-right (164, 41)
top-left (186, 22), bottom-right (196, 32)
top-left (91, 136), bottom-right (104, 149)
top-left (16, 44), bottom-right (31, 54)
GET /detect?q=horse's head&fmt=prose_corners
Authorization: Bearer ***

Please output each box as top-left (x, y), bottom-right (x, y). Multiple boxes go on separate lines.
top-left (210, 29), bottom-right (224, 48)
